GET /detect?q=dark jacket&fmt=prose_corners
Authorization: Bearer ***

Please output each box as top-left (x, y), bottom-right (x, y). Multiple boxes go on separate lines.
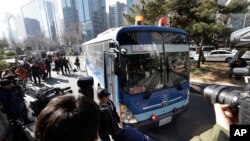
top-left (99, 100), bottom-right (120, 139)
top-left (54, 59), bottom-right (59, 70)
top-left (63, 58), bottom-right (70, 68)
top-left (0, 86), bottom-right (24, 120)
top-left (75, 58), bottom-right (80, 66)
top-left (31, 65), bottom-right (40, 75)
top-left (107, 99), bottom-right (120, 123)
top-left (45, 58), bottom-right (51, 69)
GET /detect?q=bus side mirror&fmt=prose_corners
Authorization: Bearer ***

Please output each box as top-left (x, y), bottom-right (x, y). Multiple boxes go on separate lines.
top-left (114, 58), bottom-right (120, 75)
top-left (109, 42), bottom-right (116, 48)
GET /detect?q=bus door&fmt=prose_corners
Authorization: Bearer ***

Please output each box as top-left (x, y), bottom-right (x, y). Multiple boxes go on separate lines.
top-left (104, 52), bottom-right (118, 107)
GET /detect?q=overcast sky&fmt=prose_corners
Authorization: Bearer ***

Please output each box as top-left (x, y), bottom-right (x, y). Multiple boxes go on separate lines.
top-left (0, 0), bottom-right (127, 38)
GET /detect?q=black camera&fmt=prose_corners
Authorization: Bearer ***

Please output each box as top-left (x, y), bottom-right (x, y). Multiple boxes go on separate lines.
top-left (30, 87), bottom-right (72, 117)
top-left (0, 75), bottom-right (20, 86)
top-left (204, 84), bottom-right (250, 124)
top-left (77, 77), bottom-right (94, 99)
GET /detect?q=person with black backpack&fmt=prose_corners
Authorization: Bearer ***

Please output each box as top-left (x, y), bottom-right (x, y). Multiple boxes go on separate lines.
top-left (97, 88), bottom-right (120, 141)
top-left (97, 88), bottom-right (156, 141)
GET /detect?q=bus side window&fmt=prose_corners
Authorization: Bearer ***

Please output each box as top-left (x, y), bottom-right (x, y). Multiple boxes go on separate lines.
top-left (114, 57), bottom-right (119, 75)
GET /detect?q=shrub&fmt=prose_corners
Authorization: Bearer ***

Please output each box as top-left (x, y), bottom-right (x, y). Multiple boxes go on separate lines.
top-left (16, 47), bottom-right (24, 55)
top-left (0, 49), bottom-right (4, 55)
top-left (0, 61), bottom-right (9, 71)
top-left (5, 50), bottom-right (16, 57)
top-left (0, 55), bottom-right (4, 60)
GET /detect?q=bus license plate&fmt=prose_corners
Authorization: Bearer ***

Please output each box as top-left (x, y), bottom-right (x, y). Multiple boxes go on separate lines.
top-left (159, 116), bottom-right (172, 126)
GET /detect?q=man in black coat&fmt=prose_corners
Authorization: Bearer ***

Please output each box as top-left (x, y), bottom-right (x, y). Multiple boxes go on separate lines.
top-left (0, 78), bottom-right (32, 124)
top-left (30, 63), bottom-right (41, 84)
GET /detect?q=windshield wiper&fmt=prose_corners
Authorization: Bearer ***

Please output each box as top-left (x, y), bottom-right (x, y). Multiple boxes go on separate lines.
top-left (169, 72), bottom-right (183, 90)
top-left (166, 57), bottom-right (182, 90)
top-left (143, 56), bottom-right (183, 99)
top-left (144, 56), bottom-right (164, 99)
top-left (144, 73), bottom-right (161, 99)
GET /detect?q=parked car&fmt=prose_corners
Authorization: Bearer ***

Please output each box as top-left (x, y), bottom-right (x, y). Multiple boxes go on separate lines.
top-left (194, 50), bottom-right (235, 62)
top-left (189, 46), bottom-right (197, 59)
top-left (189, 45), bottom-right (216, 59)
top-left (202, 46), bottom-right (216, 54)
top-left (242, 51), bottom-right (250, 60)
top-left (231, 49), bottom-right (250, 60)
top-left (18, 55), bottom-right (27, 60)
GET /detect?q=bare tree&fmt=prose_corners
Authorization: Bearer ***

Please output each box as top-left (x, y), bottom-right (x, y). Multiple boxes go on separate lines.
top-left (0, 38), bottom-right (9, 49)
top-left (48, 40), bottom-right (60, 51)
top-left (21, 34), bottom-right (57, 51)
top-left (61, 22), bottom-right (83, 46)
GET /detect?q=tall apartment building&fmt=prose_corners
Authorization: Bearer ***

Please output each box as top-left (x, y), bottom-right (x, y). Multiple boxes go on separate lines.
top-left (61, 0), bottom-right (79, 32)
top-left (4, 14), bottom-right (26, 43)
top-left (21, 0), bottom-right (59, 41)
top-left (109, 2), bottom-right (127, 28)
top-left (61, 0), bottom-right (107, 42)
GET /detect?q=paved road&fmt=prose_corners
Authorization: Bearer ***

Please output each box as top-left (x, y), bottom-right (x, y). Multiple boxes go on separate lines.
top-left (144, 94), bottom-right (215, 141)
top-left (24, 56), bottom-right (215, 141)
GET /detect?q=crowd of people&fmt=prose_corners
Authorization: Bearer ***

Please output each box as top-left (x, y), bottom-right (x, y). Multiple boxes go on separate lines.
top-left (0, 52), bottom-right (82, 141)
top-left (0, 54), bottom-right (81, 86)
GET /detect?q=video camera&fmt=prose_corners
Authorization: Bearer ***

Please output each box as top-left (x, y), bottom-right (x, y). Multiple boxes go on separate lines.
top-left (77, 77), bottom-right (94, 99)
top-left (229, 26), bottom-right (250, 77)
top-left (204, 84), bottom-right (250, 124)
top-left (0, 75), bottom-right (20, 87)
top-left (30, 87), bottom-right (72, 117)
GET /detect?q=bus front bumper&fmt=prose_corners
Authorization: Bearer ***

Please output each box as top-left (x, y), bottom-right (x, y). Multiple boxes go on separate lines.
top-left (126, 105), bottom-right (188, 130)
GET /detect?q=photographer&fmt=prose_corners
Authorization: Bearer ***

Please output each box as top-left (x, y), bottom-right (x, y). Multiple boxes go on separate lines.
top-left (34, 94), bottom-right (101, 141)
top-left (0, 76), bottom-right (32, 124)
top-left (190, 103), bottom-right (230, 141)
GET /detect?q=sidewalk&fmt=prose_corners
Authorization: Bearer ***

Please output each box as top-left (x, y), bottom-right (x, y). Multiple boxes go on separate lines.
top-left (190, 62), bottom-right (245, 93)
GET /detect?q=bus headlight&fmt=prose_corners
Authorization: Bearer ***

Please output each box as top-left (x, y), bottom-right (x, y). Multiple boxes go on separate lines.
top-left (184, 90), bottom-right (190, 106)
top-left (120, 104), bottom-right (137, 124)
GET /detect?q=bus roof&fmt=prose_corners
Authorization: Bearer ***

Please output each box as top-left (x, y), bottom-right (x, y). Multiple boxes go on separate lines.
top-left (82, 26), bottom-right (188, 45)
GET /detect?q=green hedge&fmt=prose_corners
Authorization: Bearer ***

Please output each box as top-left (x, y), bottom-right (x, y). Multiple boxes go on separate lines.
top-left (0, 55), bottom-right (4, 60)
top-left (0, 49), bottom-right (4, 55)
top-left (5, 50), bottom-right (16, 56)
top-left (0, 61), bottom-right (9, 71)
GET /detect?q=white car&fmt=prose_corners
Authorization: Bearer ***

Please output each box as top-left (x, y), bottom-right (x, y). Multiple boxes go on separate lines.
top-left (189, 45), bottom-right (216, 59)
top-left (194, 50), bottom-right (235, 62)
top-left (189, 46), bottom-right (197, 59)
top-left (232, 49), bottom-right (250, 60)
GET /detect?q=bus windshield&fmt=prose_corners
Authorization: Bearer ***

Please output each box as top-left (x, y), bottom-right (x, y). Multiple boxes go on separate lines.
top-left (118, 31), bottom-right (189, 95)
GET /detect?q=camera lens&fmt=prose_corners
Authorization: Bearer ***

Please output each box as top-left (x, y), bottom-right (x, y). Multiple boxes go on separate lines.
top-left (203, 84), bottom-right (241, 108)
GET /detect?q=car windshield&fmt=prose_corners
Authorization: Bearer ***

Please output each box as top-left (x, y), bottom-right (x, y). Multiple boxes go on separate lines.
top-left (118, 31), bottom-right (189, 95)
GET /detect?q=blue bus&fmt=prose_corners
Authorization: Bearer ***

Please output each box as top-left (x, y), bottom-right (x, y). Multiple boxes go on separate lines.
top-left (82, 26), bottom-right (190, 128)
